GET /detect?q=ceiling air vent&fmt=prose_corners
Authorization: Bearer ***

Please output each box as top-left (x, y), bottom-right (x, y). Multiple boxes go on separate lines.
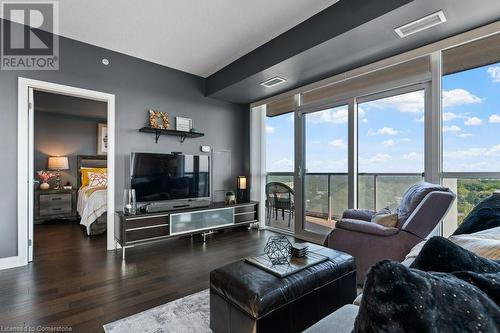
top-left (260, 76), bottom-right (287, 88)
top-left (395, 10), bottom-right (447, 38)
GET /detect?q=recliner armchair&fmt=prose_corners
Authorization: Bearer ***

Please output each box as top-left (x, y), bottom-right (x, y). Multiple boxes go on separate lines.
top-left (324, 182), bottom-right (456, 283)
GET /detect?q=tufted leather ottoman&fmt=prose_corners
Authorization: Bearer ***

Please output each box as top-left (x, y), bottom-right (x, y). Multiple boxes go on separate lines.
top-left (210, 243), bottom-right (356, 333)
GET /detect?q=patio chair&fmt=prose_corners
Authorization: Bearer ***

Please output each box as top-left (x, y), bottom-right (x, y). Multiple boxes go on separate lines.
top-left (265, 182), bottom-right (294, 227)
top-left (324, 182), bottom-right (456, 283)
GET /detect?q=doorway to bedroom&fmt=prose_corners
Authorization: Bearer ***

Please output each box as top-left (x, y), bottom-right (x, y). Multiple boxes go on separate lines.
top-left (17, 78), bottom-right (116, 267)
top-left (32, 91), bottom-right (108, 261)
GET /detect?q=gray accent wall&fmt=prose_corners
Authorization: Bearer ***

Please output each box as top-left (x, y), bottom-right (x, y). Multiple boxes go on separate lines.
top-left (34, 111), bottom-right (104, 188)
top-left (0, 28), bottom-right (249, 258)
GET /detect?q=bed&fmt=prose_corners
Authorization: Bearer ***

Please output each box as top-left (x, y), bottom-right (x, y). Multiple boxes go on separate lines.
top-left (76, 155), bottom-right (107, 236)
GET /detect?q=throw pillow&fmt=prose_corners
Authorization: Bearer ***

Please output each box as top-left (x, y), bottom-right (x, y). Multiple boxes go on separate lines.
top-left (87, 171), bottom-right (107, 188)
top-left (371, 208), bottom-right (398, 228)
top-left (410, 236), bottom-right (500, 273)
top-left (453, 194), bottom-right (500, 235)
top-left (80, 167), bottom-right (107, 187)
top-left (354, 260), bottom-right (500, 333)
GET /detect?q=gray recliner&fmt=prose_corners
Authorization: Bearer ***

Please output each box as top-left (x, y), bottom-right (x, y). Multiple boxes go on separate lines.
top-left (324, 182), bottom-right (456, 283)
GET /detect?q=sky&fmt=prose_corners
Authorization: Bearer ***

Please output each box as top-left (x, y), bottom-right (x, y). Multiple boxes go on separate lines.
top-left (266, 62), bottom-right (500, 173)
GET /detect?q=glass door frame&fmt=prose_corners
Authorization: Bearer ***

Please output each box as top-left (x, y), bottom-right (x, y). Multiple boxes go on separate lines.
top-left (295, 96), bottom-right (355, 243)
top-left (294, 82), bottom-right (431, 243)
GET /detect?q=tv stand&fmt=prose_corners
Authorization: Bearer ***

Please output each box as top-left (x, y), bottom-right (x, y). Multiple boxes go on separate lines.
top-left (115, 201), bottom-right (259, 258)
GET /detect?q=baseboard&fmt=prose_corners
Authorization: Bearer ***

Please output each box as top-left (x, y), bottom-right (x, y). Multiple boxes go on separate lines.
top-left (0, 255), bottom-right (26, 270)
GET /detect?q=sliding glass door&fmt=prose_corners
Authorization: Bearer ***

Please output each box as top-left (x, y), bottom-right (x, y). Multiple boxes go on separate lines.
top-left (303, 104), bottom-right (349, 235)
top-left (357, 87), bottom-right (427, 211)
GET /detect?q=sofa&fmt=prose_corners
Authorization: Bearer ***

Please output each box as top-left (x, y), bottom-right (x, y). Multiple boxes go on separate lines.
top-left (305, 225), bottom-right (500, 333)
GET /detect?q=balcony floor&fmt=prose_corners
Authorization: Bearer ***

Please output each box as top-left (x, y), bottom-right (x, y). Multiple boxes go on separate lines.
top-left (265, 210), bottom-right (334, 236)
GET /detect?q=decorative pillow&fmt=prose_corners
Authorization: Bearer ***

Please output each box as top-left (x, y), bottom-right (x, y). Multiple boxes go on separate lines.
top-left (87, 171), bottom-right (107, 188)
top-left (405, 227), bottom-right (500, 262)
top-left (80, 167), bottom-right (106, 187)
top-left (371, 208), bottom-right (398, 228)
top-left (354, 260), bottom-right (500, 333)
top-left (410, 236), bottom-right (500, 273)
top-left (453, 194), bottom-right (500, 235)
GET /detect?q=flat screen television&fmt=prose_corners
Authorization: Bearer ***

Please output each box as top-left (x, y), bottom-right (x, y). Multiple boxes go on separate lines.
top-left (130, 153), bottom-right (210, 204)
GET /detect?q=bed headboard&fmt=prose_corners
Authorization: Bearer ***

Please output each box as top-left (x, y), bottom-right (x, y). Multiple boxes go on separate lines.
top-left (77, 155), bottom-right (107, 189)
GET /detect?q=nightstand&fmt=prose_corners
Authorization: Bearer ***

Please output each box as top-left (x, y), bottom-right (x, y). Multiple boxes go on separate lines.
top-left (34, 189), bottom-right (78, 223)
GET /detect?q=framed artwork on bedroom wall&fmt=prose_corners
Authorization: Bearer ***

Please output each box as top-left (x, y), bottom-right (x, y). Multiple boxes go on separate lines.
top-left (97, 123), bottom-right (108, 155)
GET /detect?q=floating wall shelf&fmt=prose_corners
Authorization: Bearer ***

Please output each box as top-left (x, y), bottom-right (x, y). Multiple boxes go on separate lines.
top-left (139, 127), bottom-right (204, 143)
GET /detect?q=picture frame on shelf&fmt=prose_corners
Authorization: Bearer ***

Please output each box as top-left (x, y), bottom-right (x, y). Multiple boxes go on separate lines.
top-left (149, 110), bottom-right (170, 129)
top-left (176, 117), bottom-right (192, 132)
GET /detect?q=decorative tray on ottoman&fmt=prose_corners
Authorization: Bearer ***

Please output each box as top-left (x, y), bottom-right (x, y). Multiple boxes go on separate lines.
top-left (245, 251), bottom-right (328, 278)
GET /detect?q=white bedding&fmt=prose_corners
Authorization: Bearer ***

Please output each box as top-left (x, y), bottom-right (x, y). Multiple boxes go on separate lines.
top-left (77, 186), bottom-right (107, 235)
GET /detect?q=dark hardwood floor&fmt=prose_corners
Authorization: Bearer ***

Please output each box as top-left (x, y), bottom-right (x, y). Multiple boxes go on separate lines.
top-left (0, 221), bottom-right (283, 332)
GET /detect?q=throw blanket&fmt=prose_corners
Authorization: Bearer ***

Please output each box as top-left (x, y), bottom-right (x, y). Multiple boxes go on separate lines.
top-left (355, 237), bottom-right (500, 332)
top-left (77, 186), bottom-right (107, 235)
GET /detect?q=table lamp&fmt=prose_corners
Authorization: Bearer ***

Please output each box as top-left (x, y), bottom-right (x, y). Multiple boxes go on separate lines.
top-left (237, 176), bottom-right (248, 203)
top-left (48, 156), bottom-right (69, 190)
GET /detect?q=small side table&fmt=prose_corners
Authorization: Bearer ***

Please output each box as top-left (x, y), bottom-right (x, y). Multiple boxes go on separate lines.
top-left (34, 188), bottom-right (78, 223)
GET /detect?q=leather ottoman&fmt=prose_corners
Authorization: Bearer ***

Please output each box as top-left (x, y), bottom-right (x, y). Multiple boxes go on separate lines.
top-left (209, 243), bottom-right (356, 333)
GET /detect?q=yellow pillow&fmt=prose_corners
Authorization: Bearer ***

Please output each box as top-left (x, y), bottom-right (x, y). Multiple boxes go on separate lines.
top-left (81, 167), bottom-right (107, 187)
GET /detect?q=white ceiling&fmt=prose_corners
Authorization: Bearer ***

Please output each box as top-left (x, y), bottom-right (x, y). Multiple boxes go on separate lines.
top-left (54, 0), bottom-right (339, 77)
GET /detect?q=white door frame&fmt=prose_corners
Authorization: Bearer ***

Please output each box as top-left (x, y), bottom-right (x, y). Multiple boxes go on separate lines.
top-left (13, 77), bottom-right (116, 269)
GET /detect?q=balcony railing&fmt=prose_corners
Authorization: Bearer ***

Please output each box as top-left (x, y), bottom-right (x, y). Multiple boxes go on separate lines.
top-left (266, 172), bottom-right (424, 221)
top-left (267, 173), bottom-right (500, 236)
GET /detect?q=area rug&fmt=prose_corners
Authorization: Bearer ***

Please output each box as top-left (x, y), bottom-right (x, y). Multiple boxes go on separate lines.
top-left (103, 289), bottom-right (210, 333)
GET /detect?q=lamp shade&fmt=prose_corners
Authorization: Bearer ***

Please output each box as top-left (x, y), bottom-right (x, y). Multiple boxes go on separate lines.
top-left (237, 176), bottom-right (247, 190)
top-left (48, 156), bottom-right (69, 170)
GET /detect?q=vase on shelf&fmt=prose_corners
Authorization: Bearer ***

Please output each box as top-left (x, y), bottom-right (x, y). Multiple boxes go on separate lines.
top-left (123, 189), bottom-right (137, 215)
top-left (40, 182), bottom-right (50, 190)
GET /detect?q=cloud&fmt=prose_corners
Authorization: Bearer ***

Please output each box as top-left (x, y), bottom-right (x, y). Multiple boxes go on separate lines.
top-left (487, 66), bottom-right (500, 83)
top-left (367, 90), bottom-right (425, 113)
top-left (368, 127), bottom-right (399, 136)
top-left (306, 107), bottom-right (366, 124)
top-left (457, 133), bottom-right (473, 138)
top-left (383, 138), bottom-right (410, 147)
top-left (443, 89), bottom-right (482, 108)
top-left (443, 125), bottom-right (461, 133)
top-left (464, 117), bottom-right (483, 126)
top-left (446, 144), bottom-right (500, 159)
top-left (328, 139), bottom-right (346, 149)
top-left (415, 116), bottom-right (425, 123)
top-left (266, 125), bottom-right (275, 134)
top-left (443, 112), bottom-right (458, 122)
top-left (366, 153), bottom-right (392, 163)
top-left (383, 139), bottom-right (396, 147)
top-left (402, 152), bottom-right (422, 160)
top-left (489, 114), bottom-right (500, 123)
top-left (272, 158), bottom-right (293, 168)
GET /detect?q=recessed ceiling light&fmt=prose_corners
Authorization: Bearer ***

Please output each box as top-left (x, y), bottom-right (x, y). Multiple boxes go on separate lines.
top-left (102, 58), bottom-right (110, 65)
top-left (395, 10), bottom-right (447, 38)
top-left (260, 76), bottom-right (287, 88)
